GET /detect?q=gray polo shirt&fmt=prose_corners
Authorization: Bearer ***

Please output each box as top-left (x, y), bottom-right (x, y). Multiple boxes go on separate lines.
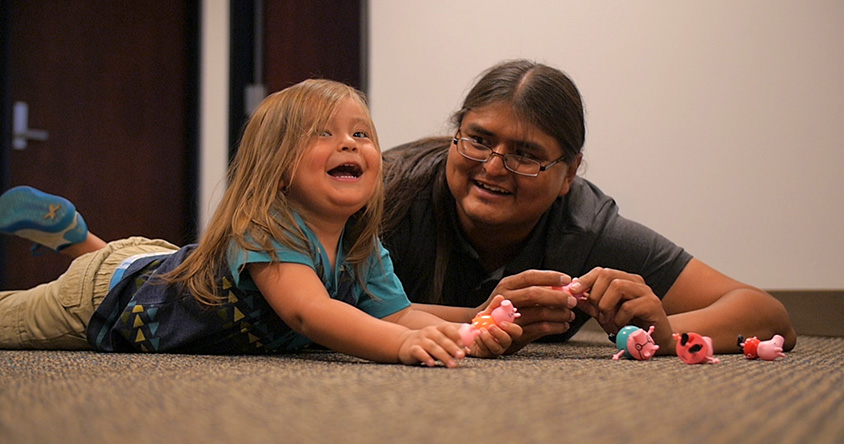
top-left (383, 175), bottom-right (692, 342)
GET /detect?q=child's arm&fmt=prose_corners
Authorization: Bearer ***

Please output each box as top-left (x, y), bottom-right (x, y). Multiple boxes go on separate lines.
top-left (249, 262), bottom-right (467, 367)
top-left (409, 303), bottom-right (477, 323)
top-left (391, 296), bottom-right (523, 357)
top-left (412, 273), bottom-right (577, 354)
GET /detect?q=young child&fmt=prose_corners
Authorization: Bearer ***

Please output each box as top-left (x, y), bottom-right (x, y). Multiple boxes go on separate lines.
top-left (0, 79), bottom-right (521, 367)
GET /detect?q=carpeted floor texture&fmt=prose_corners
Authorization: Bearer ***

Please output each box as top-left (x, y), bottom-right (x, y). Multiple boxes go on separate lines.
top-left (1, 330), bottom-right (841, 444)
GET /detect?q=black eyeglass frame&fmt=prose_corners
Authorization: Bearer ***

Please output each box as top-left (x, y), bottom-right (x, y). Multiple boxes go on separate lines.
top-left (451, 134), bottom-right (567, 177)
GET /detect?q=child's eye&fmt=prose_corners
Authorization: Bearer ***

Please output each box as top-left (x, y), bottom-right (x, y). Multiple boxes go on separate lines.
top-left (353, 131), bottom-right (369, 138)
top-left (319, 130), bottom-right (331, 137)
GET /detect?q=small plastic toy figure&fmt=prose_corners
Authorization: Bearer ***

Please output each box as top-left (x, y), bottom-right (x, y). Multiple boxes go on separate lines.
top-left (552, 282), bottom-right (587, 300)
top-left (458, 300), bottom-right (521, 346)
top-left (737, 335), bottom-right (761, 359)
top-left (612, 325), bottom-right (660, 361)
top-left (738, 334), bottom-right (786, 361)
top-left (673, 332), bottom-right (720, 364)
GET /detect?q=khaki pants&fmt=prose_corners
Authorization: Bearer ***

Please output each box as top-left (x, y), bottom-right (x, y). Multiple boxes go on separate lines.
top-left (0, 237), bottom-right (178, 349)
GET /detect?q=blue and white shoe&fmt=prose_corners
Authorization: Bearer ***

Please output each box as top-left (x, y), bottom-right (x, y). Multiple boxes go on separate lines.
top-left (0, 186), bottom-right (88, 251)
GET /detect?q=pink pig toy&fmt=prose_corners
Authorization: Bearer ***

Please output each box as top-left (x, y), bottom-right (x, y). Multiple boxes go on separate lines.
top-left (612, 325), bottom-right (660, 361)
top-left (552, 282), bottom-right (588, 301)
top-left (458, 300), bottom-right (521, 346)
top-left (673, 332), bottom-right (720, 365)
top-left (737, 335), bottom-right (761, 359)
top-left (740, 334), bottom-right (786, 361)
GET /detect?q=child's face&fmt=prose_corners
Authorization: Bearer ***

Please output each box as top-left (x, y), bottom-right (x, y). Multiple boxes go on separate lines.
top-left (286, 97), bottom-right (380, 222)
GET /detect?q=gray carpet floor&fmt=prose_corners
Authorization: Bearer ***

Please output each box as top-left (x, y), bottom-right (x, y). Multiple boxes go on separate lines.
top-left (2, 330), bottom-right (842, 444)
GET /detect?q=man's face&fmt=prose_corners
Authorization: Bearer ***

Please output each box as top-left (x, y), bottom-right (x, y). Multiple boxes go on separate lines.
top-left (446, 102), bottom-right (578, 236)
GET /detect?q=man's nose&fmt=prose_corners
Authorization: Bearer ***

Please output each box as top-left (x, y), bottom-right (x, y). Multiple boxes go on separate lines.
top-left (483, 149), bottom-right (509, 175)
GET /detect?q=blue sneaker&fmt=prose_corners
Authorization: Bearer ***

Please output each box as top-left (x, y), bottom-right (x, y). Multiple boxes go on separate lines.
top-left (0, 186), bottom-right (88, 251)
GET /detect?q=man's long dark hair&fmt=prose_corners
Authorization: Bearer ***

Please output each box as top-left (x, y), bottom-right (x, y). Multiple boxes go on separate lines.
top-left (382, 137), bottom-right (453, 303)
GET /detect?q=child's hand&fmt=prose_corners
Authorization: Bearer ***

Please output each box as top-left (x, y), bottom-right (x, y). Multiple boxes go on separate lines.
top-left (397, 324), bottom-right (467, 368)
top-left (478, 270), bottom-right (577, 352)
top-left (465, 295), bottom-right (524, 358)
top-left (569, 267), bottom-right (674, 349)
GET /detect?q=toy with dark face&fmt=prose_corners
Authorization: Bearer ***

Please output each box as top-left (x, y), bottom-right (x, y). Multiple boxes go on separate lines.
top-left (673, 332), bottom-right (720, 364)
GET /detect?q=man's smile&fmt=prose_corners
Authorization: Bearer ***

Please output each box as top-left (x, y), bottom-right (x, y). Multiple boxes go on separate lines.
top-left (472, 179), bottom-right (511, 196)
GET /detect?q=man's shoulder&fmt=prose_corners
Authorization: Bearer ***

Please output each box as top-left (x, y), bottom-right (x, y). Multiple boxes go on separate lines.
top-left (383, 136), bottom-right (451, 159)
top-left (556, 177), bottom-right (618, 230)
top-left (383, 136), bottom-right (451, 182)
top-left (382, 137), bottom-right (452, 233)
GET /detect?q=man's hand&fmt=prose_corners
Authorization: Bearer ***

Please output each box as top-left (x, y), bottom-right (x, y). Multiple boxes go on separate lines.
top-left (569, 267), bottom-right (674, 349)
top-left (481, 270), bottom-right (579, 352)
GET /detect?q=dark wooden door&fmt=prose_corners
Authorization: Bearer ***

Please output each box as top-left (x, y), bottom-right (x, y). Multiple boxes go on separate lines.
top-left (1, 1), bottom-right (198, 289)
top-left (227, 0), bottom-right (363, 154)
top-left (264, 0), bottom-right (363, 92)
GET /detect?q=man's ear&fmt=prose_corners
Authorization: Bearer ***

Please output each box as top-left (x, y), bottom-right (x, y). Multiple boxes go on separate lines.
top-left (557, 153), bottom-right (583, 197)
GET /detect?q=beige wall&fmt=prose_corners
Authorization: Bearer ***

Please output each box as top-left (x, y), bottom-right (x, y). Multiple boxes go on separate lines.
top-left (367, 0), bottom-right (844, 290)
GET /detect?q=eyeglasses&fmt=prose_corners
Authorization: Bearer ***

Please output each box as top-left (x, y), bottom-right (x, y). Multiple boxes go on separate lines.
top-left (452, 134), bottom-right (567, 177)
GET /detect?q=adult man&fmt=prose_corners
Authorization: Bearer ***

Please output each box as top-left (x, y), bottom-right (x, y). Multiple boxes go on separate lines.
top-left (383, 59), bottom-right (795, 354)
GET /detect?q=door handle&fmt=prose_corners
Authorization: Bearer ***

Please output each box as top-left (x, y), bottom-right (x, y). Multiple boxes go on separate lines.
top-left (12, 101), bottom-right (49, 150)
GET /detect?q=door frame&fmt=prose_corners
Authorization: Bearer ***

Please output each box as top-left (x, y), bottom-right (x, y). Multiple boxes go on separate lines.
top-left (1, 0), bottom-right (14, 279)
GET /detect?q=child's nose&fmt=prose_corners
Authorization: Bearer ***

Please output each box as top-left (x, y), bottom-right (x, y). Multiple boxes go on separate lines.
top-left (340, 135), bottom-right (358, 151)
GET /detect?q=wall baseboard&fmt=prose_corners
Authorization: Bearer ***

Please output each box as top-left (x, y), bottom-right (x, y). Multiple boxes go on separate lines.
top-left (579, 290), bottom-right (843, 337)
top-left (769, 290), bottom-right (843, 337)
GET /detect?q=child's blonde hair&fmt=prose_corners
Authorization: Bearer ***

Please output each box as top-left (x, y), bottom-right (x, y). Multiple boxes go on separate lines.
top-left (167, 79), bottom-right (383, 305)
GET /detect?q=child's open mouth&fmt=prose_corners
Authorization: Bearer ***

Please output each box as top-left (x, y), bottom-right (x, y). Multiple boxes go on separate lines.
top-left (328, 163), bottom-right (363, 179)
